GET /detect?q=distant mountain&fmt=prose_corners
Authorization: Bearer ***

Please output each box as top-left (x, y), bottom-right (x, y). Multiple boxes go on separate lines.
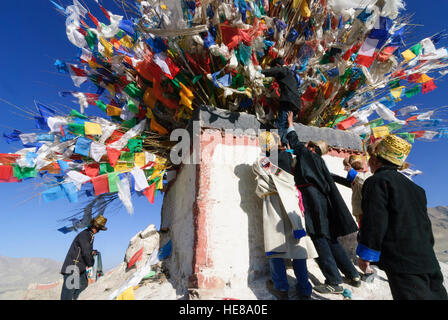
top-left (428, 206), bottom-right (448, 263)
top-left (0, 256), bottom-right (62, 300)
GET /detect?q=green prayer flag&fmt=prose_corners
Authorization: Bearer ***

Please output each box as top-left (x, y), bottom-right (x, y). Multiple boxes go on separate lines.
top-left (99, 163), bottom-right (114, 175)
top-left (237, 43), bottom-right (252, 65)
top-left (144, 168), bottom-right (155, 179)
top-left (85, 29), bottom-right (97, 51)
top-left (410, 43), bottom-right (422, 56)
top-left (22, 167), bottom-right (37, 178)
top-left (127, 138), bottom-right (142, 153)
top-left (13, 165), bottom-right (23, 180)
top-left (331, 114), bottom-right (348, 127)
top-left (127, 99), bottom-right (139, 113)
top-left (387, 122), bottom-right (403, 132)
top-left (68, 122), bottom-right (85, 135)
top-left (70, 109), bottom-right (88, 119)
top-left (124, 82), bottom-right (144, 99)
top-left (389, 79), bottom-right (400, 89)
top-left (122, 117), bottom-right (137, 129)
top-left (192, 75), bottom-right (203, 84)
top-left (96, 100), bottom-right (107, 112)
top-left (397, 132), bottom-right (415, 143)
top-left (120, 152), bottom-right (134, 163)
top-left (340, 68), bottom-right (353, 85)
top-left (107, 172), bottom-right (119, 193)
top-left (405, 85), bottom-right (422, 98)
top-left (369, 118), bottom-right (384, 128)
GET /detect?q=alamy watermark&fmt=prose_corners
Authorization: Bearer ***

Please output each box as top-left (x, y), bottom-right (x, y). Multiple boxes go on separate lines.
top-left (168, 121), bottom-right (281, 166)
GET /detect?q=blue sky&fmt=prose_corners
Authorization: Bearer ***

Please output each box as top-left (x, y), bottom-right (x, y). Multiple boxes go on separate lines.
top-left (0, 0), bottom-right (447, 271)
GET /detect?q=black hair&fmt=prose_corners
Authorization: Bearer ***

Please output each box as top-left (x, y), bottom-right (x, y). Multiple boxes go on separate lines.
top-left (376, 155), bottom-right (399, 169)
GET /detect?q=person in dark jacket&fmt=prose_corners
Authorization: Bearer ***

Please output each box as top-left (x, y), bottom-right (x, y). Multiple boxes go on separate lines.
top-left (285, 111), bottom-right (360, 294)
top-left (262, 58), bottom-right (301, 138)
top-left (357, 135), bottom-right (447, 300)
top-left (60, 215), bottom-right (108, 300)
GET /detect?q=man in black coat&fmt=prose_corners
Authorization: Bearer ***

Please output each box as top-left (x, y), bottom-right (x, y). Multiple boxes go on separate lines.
top-left (60, 215), bottom-right (108, 300)
top-left (285, 112), bottom-right (360, 294)
top-left (357, 135), bottom-right (447, 300)
top-left (262, 58), bottom-right (301, 138)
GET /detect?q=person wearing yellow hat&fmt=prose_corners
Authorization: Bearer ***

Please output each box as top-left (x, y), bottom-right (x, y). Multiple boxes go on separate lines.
top-left (285, 112), bottom-right (361, 294)
top-left (357, 135), bottom-right (447, 300)
top-left (60, 214), bottom-right (108, 300)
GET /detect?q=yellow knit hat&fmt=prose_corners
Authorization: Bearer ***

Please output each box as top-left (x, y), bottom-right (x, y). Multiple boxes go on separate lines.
top-left (258, 131), bottom-right (280, 152)
top-left (375, 135), bottom-right (412, 166)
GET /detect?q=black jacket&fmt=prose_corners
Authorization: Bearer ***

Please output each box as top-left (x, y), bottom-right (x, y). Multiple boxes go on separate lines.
top-left (359, 166), bottom-right (440, 274)
top-left (262, 66), bottom-right (301, 110)
top-left (286, 130), bottom-right (358, 239)
top-left (61, 229), bottom-right (95, 275)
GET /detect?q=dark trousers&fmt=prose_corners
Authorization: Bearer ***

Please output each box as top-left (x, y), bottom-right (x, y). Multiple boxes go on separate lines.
top-left (385, 269), bottom-right (448, 300)
top-left (269, 258), bottom-right (313, 297)
top-left (60, 271), bottom-right (88, 300)
top-left (312, 236), bottom-right (359, 285)
top-left (274, 103), bottom-right (297, 142)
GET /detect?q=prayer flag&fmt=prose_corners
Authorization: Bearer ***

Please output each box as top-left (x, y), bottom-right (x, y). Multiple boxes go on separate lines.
top-left (91, 174), bottom-right (110, 195)
top-left (143, 183), bottom-right (156, 204)
top-left (372, 125), bottom-right (390, 138)
top-left (84, 122), bottom-right (103, 135)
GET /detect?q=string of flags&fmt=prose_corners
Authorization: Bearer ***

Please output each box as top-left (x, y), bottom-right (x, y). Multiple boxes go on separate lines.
top-left (1, 0), bottom-right (448, 231)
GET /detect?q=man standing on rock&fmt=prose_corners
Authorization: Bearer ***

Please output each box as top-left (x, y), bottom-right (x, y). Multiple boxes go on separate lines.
top-left (60, 215), bottom-right (107, 300)
top-left (357, 135), bottom-right (448, 300)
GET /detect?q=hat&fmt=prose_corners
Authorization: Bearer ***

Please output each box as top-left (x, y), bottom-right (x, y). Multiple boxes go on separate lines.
top-left (91, 215), bottom-right (108, 231)
top-left (308, 140), bottom-right (329, 156)
top-left (258, 131), bottom-right (280, 152)
top-left (375, 135), bottom-right (412, 166)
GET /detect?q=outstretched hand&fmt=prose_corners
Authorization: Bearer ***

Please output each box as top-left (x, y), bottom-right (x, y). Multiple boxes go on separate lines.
top-left (287, 111), bottom-right (294, 127)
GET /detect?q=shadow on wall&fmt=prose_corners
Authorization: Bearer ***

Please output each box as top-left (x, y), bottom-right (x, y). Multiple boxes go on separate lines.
top-left (234, 163), bottom-right (270, 299)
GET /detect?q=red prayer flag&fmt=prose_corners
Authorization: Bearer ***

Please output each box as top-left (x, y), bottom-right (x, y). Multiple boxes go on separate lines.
top-left (106, 147), bottom-right (122, 167)
top-left (422, 79), bottom-right (437, 94)
top-left (127, 247), bottom-right (144, 269)
top-left (0, 165), bottom-right (13, 180)
top-left (0, 154), bottom-right (21, 164)
top-left (407, 73), bottom-right (422, 83)
top-left (410, 131), bottom-right (425, 138)
top-left (87, 12), bottom-right (99, 27)
top-left (355, 52), bottom-right (377, 68)
top-left (99, 5), bottom-right (110, 21)
top-left (84, 163), bottom-right (100, 178)
top-left (143, 183), bottom-right (156, 204)
top-left (377, 46), bottom-right (398, 62)
top-left (301, 85), bottom-right (318, 101)
top-left (337, 116), bottom-right (358, 130)
top-left (91, 174), bottom-right (110, 195)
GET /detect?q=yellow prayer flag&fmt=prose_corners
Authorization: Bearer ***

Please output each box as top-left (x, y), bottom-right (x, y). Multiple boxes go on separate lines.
top-left (146, 108), bottom-right (154, 119)
top-left (372, 125), bottom-right (390, 139)
top-left (179, 91), bottom-right (193, 110)
top-left (84, 122), bottom-right (103, 135)
top-left (99, 37), bottom-right (113, 57)
top-left (157, 175), bottom-right (164, 190)
top-left (293, 0), bottom-right (303, 9)
top-left (134, 152), bottom-right (146, 168)
top-left (116, 287), bottom-right (135, 300)
top-left (119, 35), bottom-right (134, 48)
top-left (106, 105), bottom-right (122, 116)
top-left (150, 117), bottom-right (168, 135)
top-left (401, 49), bottom-right (416, 62)
top-left (106, 83), bottom-right (116, 97)
top-left (149, 169), bottom-right (161, 181)
top-left (300, 0), bottom-right (311, 18)
top-left (114, 162), bottom-right (133, 172)
top-left (390, 86), bottom-right (405, 101)
top-left (416, 74), bottom-right (433, 83)
top-left (88, 59), bottom-right (100, 70)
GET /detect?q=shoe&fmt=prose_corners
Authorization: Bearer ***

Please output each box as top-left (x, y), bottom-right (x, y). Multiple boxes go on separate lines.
top-left (348, 276), bottom-right (362, 288)
top-left (361, 268), bottom-right (377, 283)
top-left (313, 284), bottom-right (344, 294)
top-left (266, 280), bottom-right (289, 300)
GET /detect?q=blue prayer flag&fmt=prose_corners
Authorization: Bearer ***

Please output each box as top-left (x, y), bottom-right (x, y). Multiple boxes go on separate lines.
top-left (74, 137), bottom-right (92, 157)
